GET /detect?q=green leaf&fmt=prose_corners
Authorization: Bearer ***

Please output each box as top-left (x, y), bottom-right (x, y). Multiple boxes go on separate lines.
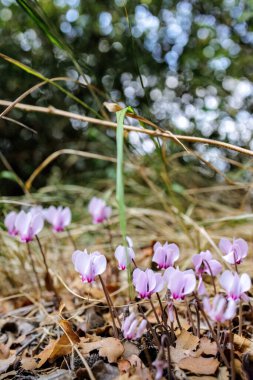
top-left (116, 107), bottom-right (135, 297)
top-left (0, 53), bottom-right (100, 118)
top-left (0, 171), bottom-right (19, 182)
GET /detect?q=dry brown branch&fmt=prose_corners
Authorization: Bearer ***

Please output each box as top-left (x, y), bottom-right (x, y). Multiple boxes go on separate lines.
top-left (0, 100), bottom-right (253, 157)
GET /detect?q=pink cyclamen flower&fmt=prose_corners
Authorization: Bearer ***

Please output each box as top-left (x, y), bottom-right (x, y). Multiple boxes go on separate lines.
top-left (164, 267), bottom-right (196, 300)
top-left (122, 312), bottom-right (147, 340)
top-left (115, 244), bottom-right (135, 270)
top-left (88, 197), bottom-right (112, 224)
top-left (219, 270), bottom-right (251, 302)
top-left (197, 275), bottom-right (207, 296)
top-left (152, 242), bottom-right (180, 270)
top-left (133, 268), bottom-right (164, 299)
top-left (72, 249), bottom-right (107, 283)
top-left (192, 250), bottom-right (222, 276)
top-left (44, 206), bottom-right (71, 232)
top-left (219, 238), bottom-right (248, 265)
top-left (15, 210), bottom-right (44, 243)
top-left (4, 211), bottom-right (18, 236)
top-left (29, 206), bottom-right (44, 217)
top-left (203, 295), bottom-right (236, 323)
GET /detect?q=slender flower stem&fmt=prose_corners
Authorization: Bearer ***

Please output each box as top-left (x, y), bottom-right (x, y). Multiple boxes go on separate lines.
top-left (66, 228), bottom-right (77, 250)
top-left (150, 297), bottom-right (161, 325)
top-left (27, 242), bottom-right (42, 292)
top-left (197, 299), bottom-right (230, 368)
top-left (229, 321), bottom-right (236, 380)
top-left (239, 300), bottom-right (243, 336)
top-left (138, 302), bottom-right (161, 348)
top-left (190, 301), bottom-right (200, 338)
top-left (35, 235), bottom-right (59, 299)
top-left (35, 235), bottom-right (49, 273)
top-left (161, 335), bottom-right (172, 380)
top-left (156, 292), bottom-right (166, 325)
top-left (203, 259), bottom-right (217, 295)
top-left (99, 275), bottom-right (119, 338)
top-left (173, 304), bottom-right (182, 331)
top-left (185, 298), bottom-right (196, 335)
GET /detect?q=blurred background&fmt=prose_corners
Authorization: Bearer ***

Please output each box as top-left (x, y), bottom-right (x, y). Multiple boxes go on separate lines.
top-left (1, 0), bottom-right (253, 196)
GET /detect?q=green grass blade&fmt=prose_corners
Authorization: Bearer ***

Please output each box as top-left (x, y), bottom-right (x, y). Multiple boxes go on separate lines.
top-left (116, 107), bottom-right (134, 297)
top-left (16, 0), bottom-right (107, 118)
top-left (0, 53), bottom-right (101, 118)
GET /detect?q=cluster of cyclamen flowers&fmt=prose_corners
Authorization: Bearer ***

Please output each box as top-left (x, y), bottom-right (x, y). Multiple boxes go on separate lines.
top-left (4, 206), bottom-right (72, 242)
top-left (72, 237), bottom-right (252, 340)
top-left (4, 196), bottom-right (111, 242)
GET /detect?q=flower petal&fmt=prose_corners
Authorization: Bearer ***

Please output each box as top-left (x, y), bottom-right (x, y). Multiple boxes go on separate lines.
top-left (219, 238), bottom-right (232, 255)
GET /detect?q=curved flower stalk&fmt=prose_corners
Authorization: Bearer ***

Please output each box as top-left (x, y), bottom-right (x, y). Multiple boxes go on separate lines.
top-left (4, 211), bottom-right (18, 236)
top-left (219, 238), bottom-right (248, 265)
top-left (192, 250), bottom-right (222, 276)
top-left (152, 242), bottom-right (180, 270)
top-left (88, 197), bottom-right (112, 224)
top-left (219, 270), bottom-right (251, 302)
top-left (164, 267), bottom-right (196, 300)
top-left (203, 294), bottom-right (236, 323)
top-left (44, 206), bottom-right (71, 232)
top-left (122, 312), bottom-right (147, 340)
top-left (114, 237), bottom-right (135, 270)
top-left (72, 249), bottom-right (107, 283)
top-left (15, 210), bottom-right (44, 243)
top-left (133, 268), bottom-right (164, 299)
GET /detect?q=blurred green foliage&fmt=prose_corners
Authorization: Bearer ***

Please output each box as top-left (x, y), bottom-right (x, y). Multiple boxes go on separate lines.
top-left (1, 0), bottom-right (253, 195)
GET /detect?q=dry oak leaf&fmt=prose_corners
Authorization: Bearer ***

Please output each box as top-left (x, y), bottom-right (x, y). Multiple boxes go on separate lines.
top-left (0, 354), bottom-right (16, 374)
top-left (35, 320), bottom-right (80, 368)
top-left (233, 334), bottom-right (253, 355)
top-left (217, 367), bottom-right (229, 379)
top-left (79, 337), bottom-right (124, 363)
top-left (192, 337), bottom-right (218, 358)
top-left (179, 356), bottom-right (219, 375)
top-left (170, 329), bottom-right (200, 364)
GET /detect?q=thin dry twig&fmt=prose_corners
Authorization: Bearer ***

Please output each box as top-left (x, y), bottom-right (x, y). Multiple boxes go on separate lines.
top-left (0, 100), bottom-right (252, 157)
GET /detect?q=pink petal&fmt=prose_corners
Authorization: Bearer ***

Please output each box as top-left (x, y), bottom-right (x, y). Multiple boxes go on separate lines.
top-left (192, 254), bottom-right (202, 273)
top-left (136, 319), bottom-right (147, 338)
top-left (62, 207), bottom-right (71, 227)
top-left (234, 238), bottom-right (248, 258)
top-left (32, 214), bottom-right (44, 236)
top-left (219, 238), bottom-right (232, 255)
top-left (208, 259), bottom-right (222, 276)
top-left (163, 266), bottom-right (175, 286)
top-left (224, 299), bottom-right (236, 320)
top-left (223, 252), bottom-right (238, 264)
top-left (93, 254), bottom-right (107, 276)
top-left (133, 268), bottom-right (142, 285)
top-left (183, 273), bottom-right (196, 295)
top-left (153, 273), bottom-right (164, 293)
top-left (239, 273), bottom-right (251, 293)
top-left (219, 270), bottom-right (234, 293)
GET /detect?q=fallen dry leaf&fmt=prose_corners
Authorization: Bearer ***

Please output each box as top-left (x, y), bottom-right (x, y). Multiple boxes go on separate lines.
top-left (35, 319), bottom-right (80, 367)
top-left (234, 334), bottom-right (253, 354)
top-left (170, 329), bottom-right (200, 364)
top-left (79, 337), bottom-right (124, 363)
top-left (0, 354), bottom-right (16, 374)
top-left (21, 356), bottom-right (37, 371)
top-left (217, 367), bottom-right (229, 379)
top-left (179, 356), bottom-right (219, 375)
top-left (0, 344), bottom-right (10, 360)
top-left (199, 337), bottom-right (218, 356)
top-left (127, 355), bottom-right (153, 380)
top-left (176, 329), bottom-right (200, 351)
